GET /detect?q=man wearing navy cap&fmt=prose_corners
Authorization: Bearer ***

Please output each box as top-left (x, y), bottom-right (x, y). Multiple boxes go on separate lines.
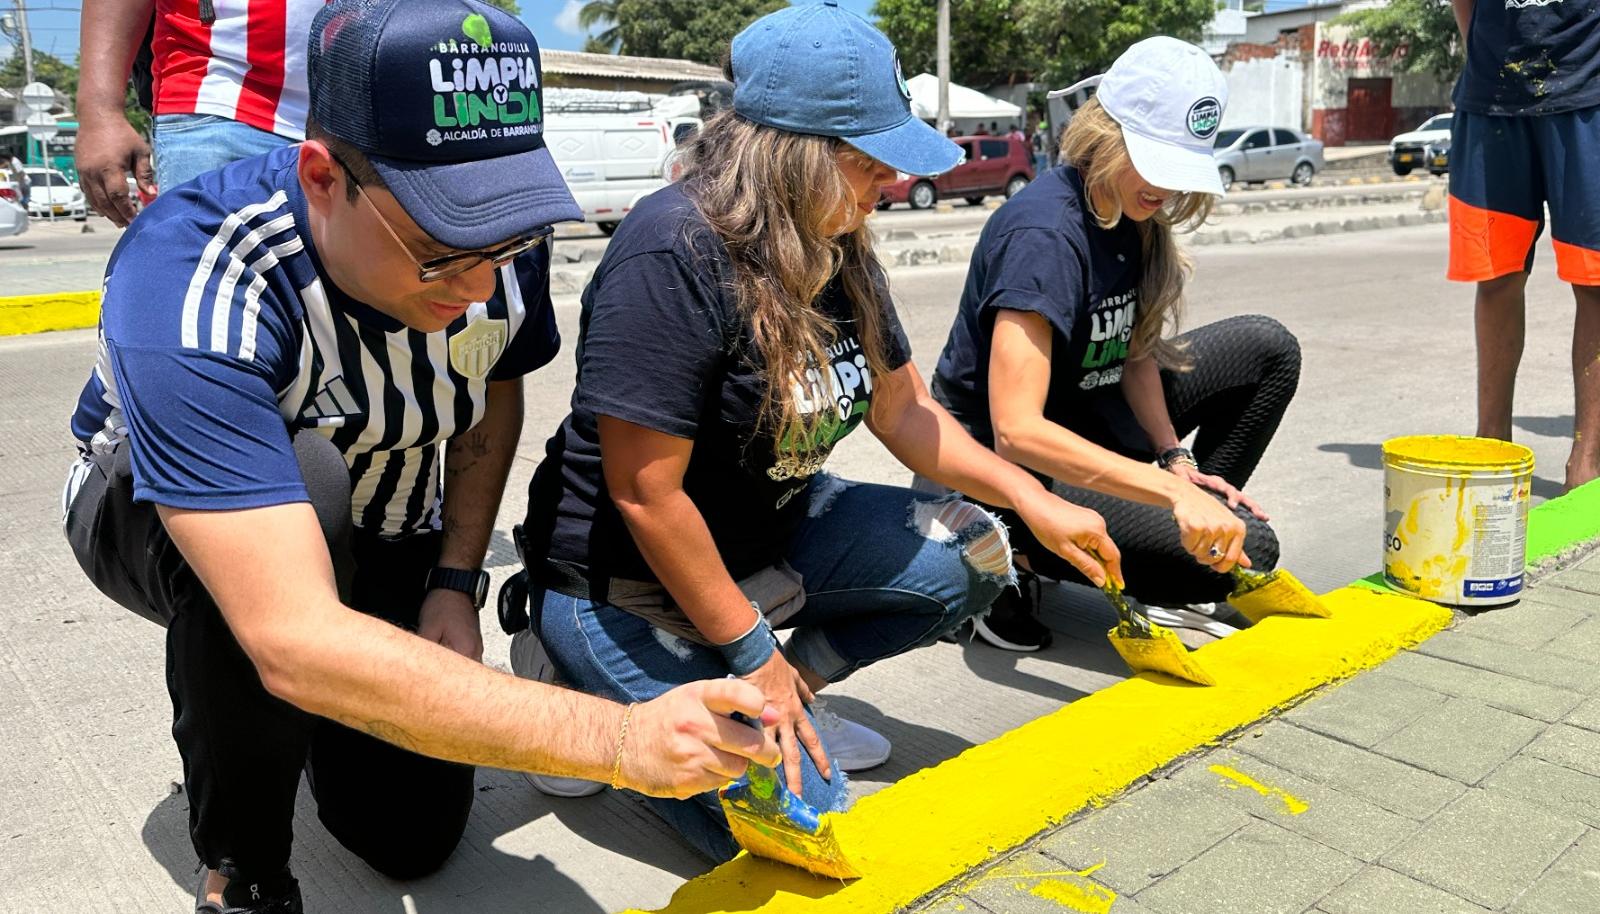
top-left (61, 1), bottom-right (780, 910)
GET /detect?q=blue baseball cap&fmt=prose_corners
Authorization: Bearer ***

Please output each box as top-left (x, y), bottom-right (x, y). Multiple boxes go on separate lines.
top-left (307, 0), bottom-right (581, 250)
top-left (731, 1), bottom-right (961, 177)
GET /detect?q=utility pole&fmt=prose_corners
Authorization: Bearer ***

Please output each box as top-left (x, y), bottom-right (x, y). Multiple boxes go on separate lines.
top-left (14, 0), bottom-right (34, 86)
top-left (936, 0), bottom-right (950, 133)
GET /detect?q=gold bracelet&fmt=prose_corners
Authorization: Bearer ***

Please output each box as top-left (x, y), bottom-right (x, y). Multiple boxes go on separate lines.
top-left (610, 702), bottom-right (636, 790)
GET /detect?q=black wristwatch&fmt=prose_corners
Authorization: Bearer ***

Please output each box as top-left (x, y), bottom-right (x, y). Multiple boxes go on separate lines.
top-left (1157, 446), bottom-right (1197, 470)
top-left (426, 566), bottom-right (491, 610)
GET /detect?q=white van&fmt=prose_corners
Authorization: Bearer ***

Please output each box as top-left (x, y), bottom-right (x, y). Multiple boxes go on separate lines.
top-left (544, 94), bottom-right (700, 235)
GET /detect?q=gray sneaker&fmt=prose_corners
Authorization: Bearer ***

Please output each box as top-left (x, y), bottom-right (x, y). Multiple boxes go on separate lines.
top-left (1142, 602), bottom-right (1246, 638)
top-left (508, 630), bottom-right (607, 798)
top-left (811, 699), bottom-right (891, 771)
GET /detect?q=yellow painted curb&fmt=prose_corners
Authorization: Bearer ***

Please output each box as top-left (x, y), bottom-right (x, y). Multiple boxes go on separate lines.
top-left (0, 290), bottom-right (101, 336)
top-left (629, 586), bottom-right (1450, 914)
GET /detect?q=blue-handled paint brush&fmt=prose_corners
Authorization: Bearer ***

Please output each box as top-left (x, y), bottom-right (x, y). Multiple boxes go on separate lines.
top-left (718, 720), bottom-right (860, 879)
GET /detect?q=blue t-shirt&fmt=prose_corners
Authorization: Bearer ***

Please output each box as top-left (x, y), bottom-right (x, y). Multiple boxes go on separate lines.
top-left (523, 182), bottom-right (913, 584)
top-left (1454, 0), bottom-right (1600, 115)
top-left (931, 165), bottom-right (1148, 456)
top-left (70, 145), bottom-right (560, 537)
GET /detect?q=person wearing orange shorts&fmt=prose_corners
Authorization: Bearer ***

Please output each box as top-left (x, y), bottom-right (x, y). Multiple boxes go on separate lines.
top-left (1448, 0), bottom-right (1600, 490)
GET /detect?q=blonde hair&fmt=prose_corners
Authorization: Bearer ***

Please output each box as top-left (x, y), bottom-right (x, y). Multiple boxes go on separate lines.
top-left (676, 110), bottom-right (896, 469)
top-left (1058, 97), bottom-right (1215, 369)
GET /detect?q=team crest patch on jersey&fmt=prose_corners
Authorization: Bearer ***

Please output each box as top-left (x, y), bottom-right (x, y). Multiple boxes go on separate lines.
top-left (449, 318), bottom-right (508, 378)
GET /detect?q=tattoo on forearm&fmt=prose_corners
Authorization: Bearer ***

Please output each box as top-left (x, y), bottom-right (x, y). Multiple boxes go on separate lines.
top-left (445, 431), bottom-right (492, 482)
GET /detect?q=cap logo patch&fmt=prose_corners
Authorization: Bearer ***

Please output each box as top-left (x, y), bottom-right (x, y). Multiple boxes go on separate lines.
top-left (461, 13), bottom-right (492, 48)
top-left (894, 51), bottom-right (911, 101)
top-left (1186, 97), bottom-right (1221, 140)
top-left (425, 19), bottom-right (543, 145)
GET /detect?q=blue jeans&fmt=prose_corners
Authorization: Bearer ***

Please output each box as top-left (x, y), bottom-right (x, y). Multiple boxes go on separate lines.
top-left (534, 476), bottom-right (1013, 861)
top-left (153, 114), bottom-right (295, 192)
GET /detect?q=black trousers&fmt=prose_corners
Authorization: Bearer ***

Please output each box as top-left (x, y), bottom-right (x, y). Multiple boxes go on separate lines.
top-left (1010, 314), bottom-right (1302, 606)
top-left (63, 433), bottom-right (474, 880)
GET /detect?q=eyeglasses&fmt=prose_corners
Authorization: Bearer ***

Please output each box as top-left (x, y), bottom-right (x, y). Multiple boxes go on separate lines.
top-left (331, 153), bottom-right (554, 283)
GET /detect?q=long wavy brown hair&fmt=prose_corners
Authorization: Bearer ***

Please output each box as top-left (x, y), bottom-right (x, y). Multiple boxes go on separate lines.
top-left (677, 110), bottom-right (896, 456)
top-left (1059, 97), bottom-right (1216, 369)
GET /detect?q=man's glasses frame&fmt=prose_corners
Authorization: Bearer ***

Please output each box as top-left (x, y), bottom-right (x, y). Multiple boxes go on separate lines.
top-left (329, 151), bottom-right (554, 283)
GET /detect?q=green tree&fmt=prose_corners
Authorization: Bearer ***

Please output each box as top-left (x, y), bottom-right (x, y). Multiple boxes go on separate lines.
top-left (1021, 0), bottom-right (1217, 87)
top-left (609, 0), bottom-right (787, 63)
top-left (870, 0), bottom-right (1038, 87)
top-left (872, 0), bottom-right (1216, 91)
top-left (1337, 0), bottom-right (1462, 86)
top-left (579, 0), bottom-right (623, 54)
top-left (479, 0), bottom-right (521, 16)
top-left (0, 49), bottom-right (79, 106)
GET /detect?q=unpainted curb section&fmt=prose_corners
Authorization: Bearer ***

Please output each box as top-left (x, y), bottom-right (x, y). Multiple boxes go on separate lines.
top-left (1187, 208), bottom-right (1448, 247)
top-left (630, 479), bottom-right (1600, 914)
top-left (0, 194), bottom-right (1454, 333)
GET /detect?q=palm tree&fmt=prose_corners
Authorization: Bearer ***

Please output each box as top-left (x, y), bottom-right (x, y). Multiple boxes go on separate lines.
top-left (579, 0), bottom-right (622, 54)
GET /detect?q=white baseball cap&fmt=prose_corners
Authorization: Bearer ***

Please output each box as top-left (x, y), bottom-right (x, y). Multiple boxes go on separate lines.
top-left (1049, 37), bottom-right (1229, 196)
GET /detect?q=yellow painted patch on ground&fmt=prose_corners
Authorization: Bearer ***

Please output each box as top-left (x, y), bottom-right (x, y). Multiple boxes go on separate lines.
top-left (628, 585), bottom-right (1450, 914)
top-left (1208, 763), bottom-right (1309, 815)
top-left (0, 291), bottom-right (100, 336)
top-left (1025, 863), bottom-right (1117, 913)
top-left (1030, 877), bottom-right (1116, 912)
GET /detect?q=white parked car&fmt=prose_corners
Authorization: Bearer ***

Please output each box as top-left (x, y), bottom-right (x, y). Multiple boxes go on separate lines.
top-left (23, 166), bottom-right (88, 221)
top-left (1212, 126), bottom-right (1324, 191)
top-left (544, 96), bottom-right (701, 235)
top-left (0, 192), bottom-right (28, 238)
top-left (1389, 113), bottom-right (1452, 176)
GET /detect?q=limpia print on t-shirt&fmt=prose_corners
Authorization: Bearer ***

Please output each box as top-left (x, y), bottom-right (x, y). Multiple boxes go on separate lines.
top-left (1078, 288), bottom-right (1138, 392)
top-left (767, 332), bottom-right (877, 482)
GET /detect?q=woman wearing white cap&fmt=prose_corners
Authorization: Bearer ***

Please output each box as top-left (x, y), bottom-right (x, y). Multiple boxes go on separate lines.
top-left (511, 2), bottom-right (1122, 861)
top-left (929, 37), bottom-right (1302, 651)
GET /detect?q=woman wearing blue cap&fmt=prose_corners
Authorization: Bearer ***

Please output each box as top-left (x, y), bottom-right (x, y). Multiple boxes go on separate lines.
top-left (512, 2), bottom-right (1123, 861)
top-left (929, 37), bottom-right (1302, 651)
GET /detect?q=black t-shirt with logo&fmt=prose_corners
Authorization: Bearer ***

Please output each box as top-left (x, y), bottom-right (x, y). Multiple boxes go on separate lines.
top-left (1454, 0), bottom-right (1600, 115)
top-left (932, 165), bottom-right (1148, 457)
top-left (524, 183), bottom-right (912, 586)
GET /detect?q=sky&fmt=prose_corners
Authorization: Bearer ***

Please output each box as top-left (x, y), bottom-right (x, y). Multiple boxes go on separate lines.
top-left (0, 0), bottom-right (877, 66)
top-left (536, 0), bottom-right (874, 51)
top-left (1, 0), bottom-right (1330, 67)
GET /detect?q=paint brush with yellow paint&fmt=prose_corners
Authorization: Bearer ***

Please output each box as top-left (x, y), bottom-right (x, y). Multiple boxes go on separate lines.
top-left (1103, 579), bottom-right (1217, 687)
top-left (719, 752), bottom-right (860, 880)
top-left (1226, 566), bottom-right (1332, 623)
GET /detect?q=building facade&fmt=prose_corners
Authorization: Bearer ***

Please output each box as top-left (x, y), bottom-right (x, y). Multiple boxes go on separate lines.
top-left (1214, 1), bottom-right (1451, 145)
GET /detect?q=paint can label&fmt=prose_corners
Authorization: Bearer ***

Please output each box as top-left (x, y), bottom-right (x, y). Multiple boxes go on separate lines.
top-left (1382, 465), bottom-right (1530, 607)
top-left (1463, 575), bottom-right (1523, 599)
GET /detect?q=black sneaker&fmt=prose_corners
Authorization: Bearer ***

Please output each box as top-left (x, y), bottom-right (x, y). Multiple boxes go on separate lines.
top-left (972, 568), bottom-right (1053, 652)
top-left (194, 864), bottom-right (303, 914)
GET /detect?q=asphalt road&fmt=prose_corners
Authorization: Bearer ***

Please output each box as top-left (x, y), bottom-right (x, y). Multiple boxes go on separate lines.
top-left (0, 222), bottom-right (1587, 913)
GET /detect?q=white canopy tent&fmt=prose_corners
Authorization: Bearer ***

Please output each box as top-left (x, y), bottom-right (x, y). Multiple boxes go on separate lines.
top-left (906, 72), bottom-right (1022, 123)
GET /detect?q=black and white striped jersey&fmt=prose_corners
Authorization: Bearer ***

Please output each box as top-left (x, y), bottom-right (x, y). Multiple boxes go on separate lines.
top-left (71, 146), bottom-right (559, 537)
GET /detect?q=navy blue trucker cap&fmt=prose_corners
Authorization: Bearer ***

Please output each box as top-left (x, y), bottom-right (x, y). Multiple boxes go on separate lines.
top-left (731, 1), bottom-right (961, 177)
top-left (307, 0), bottom-right (581, 250)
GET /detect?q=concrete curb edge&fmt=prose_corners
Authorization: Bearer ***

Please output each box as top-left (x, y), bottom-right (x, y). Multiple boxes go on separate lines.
top-left (630, 480), bottom-right (1600, 914)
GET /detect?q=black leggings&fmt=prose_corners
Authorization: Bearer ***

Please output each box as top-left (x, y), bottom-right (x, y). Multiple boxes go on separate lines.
top-left (1011, 314), bottom-right (1302, 606)
top-left (63, 433), bottom-right (474, 881)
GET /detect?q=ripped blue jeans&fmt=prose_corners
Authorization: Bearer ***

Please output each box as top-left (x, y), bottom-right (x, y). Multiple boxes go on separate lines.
top-left (534, 475), bottom-right (1013, 862)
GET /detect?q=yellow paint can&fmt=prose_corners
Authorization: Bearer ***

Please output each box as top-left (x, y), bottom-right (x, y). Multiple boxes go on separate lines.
top-left (1382, 435), bottom-right (1533, 606)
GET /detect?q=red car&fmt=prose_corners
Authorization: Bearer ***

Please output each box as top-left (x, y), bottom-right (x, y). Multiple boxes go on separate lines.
top-left (878, 134), bottom-right (1035, 210)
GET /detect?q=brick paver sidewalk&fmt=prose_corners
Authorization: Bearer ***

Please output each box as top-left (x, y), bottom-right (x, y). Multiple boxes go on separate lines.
top-left (914, 556), bottom-right (1600, 914)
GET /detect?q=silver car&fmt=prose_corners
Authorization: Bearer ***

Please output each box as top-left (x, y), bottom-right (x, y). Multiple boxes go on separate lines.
top-left (1213, 126), bottom-right (1325, 191)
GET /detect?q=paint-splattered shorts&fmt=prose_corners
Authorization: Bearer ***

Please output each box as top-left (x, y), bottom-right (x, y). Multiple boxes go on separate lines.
top-left (533, 476), bottom-right (1012, 862)
top-left (1449, 106), bottom-right (1600, 285)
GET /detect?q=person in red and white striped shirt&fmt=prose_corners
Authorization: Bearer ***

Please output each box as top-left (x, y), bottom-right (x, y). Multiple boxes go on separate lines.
top-left (76, 0), bottom-right (323, 227)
